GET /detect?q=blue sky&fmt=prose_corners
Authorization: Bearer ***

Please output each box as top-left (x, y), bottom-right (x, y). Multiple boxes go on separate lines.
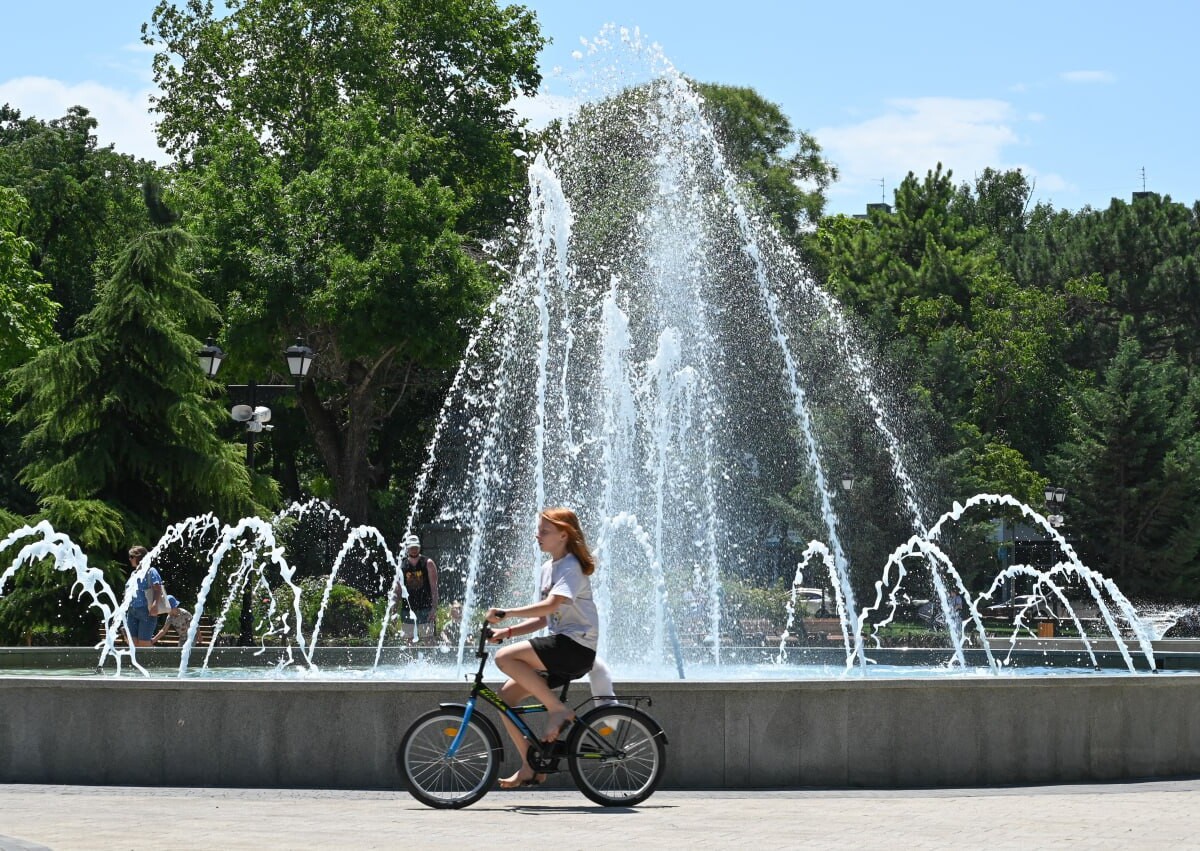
top-left (1, 1), bottom-right (1196, 216)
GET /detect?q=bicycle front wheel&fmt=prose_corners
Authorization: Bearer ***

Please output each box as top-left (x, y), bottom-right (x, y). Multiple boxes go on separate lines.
top-left (567, 704), bottom-right (666, 806)
top-left (399, 707), bottom-right (500, 809)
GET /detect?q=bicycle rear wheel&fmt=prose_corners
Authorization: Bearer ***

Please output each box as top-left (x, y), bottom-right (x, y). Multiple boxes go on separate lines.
top-left (567, 704), bottom-right (666, 806)
top-left (399, 707), bottom-right (500, 809)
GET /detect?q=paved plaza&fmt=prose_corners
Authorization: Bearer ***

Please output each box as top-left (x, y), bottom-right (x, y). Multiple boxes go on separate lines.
top-left (1, 779), bottom-right (1197, 849)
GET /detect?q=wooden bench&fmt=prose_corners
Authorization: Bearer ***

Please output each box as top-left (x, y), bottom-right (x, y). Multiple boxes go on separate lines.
top-left (799, 617), bottom-right (846, 642)
top-left (99, 616), bottom-right (218, 648)
top-left (735, 618), bottom-right (798, 646)
top-left (153, 616), bottom-right (218, 648)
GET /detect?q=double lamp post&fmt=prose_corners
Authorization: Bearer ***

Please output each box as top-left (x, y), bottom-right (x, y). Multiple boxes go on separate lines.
top-left (196, 336), bottom-right (315, 644)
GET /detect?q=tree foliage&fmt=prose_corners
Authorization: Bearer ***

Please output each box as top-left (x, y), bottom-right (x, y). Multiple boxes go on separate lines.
top-left (0, 186), bottom-right (57, 379)
top-left (812, 165), bottom-right (1093, 470)
top-left (696, 82), bottom-right (837, 236)
top-left (814, 169), bottom-right (1200, 601)
top-left (0, 105), bottom-right (155, 333)
top-left (144, 0), bottom-right (545, 523)
top-left (1053, 334), bottom-right (1200, 595)
top-left (10, 185), bottom-right (260, 563)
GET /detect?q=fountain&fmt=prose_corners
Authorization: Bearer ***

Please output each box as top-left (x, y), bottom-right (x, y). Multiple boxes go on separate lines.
top-left (2, 25), bottom-right (1199, 790)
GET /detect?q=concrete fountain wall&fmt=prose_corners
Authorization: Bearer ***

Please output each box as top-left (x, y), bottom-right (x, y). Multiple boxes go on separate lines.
top-left (3, 673), bottom-right (1199, 789)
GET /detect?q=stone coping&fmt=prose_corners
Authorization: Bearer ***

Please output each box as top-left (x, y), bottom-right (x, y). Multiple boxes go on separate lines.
top-left (2, 641), bottom-right (1200, 673)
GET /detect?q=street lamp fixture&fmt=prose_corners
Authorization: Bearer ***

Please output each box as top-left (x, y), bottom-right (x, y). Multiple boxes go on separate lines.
top-left (197, 338), bottom-right (226, 378)
top-left (841, 473), bottom-right (854, 492)
top-left (1043, 484), bottom-right (1068, 528)
top-left (284, 338), bottom-right (315, 381)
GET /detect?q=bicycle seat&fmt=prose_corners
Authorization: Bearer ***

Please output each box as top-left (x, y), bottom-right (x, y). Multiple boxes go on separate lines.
top-left (541, 664), bottom-right (592, 690)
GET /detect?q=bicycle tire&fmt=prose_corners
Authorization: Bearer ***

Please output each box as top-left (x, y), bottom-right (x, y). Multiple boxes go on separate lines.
top-left (399, 707), bottom-right (500, 809)
top-left (566, 704), bottom-right (666, 807)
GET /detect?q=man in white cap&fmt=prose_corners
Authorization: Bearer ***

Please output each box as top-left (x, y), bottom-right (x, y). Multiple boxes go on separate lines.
top-left (393, 533), bottom-right (438, 642)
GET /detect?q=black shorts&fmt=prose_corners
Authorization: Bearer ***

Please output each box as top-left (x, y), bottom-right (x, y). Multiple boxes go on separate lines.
top-left (529, 633), bottom-right (596, 688)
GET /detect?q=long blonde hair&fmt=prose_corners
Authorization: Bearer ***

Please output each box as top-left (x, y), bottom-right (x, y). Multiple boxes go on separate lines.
top-left (541, 508), bottom-right (596, 576)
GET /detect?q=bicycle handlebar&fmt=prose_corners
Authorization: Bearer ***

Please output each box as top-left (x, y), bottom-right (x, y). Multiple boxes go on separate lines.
top-left (476, 623), bottom-right (495, 658)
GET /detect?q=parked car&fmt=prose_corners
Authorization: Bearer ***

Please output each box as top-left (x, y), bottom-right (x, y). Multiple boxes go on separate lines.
top-left (791, 587), bottom-right (828, 617)
top-left (985, 594), bottom-right (1058, 621)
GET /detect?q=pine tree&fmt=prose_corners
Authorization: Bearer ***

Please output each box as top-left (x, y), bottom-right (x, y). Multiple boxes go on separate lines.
top-left (1054, 334), bottom-right (1200, 595)
top-left (11, 185), bottom-right (263, 561)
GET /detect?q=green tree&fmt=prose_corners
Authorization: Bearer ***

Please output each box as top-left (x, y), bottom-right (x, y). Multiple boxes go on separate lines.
top-left (1010, 192), bottom-right (1200, 371)
top-left (144, 0), bottom-right (544, 523)
top-left (817, 164), bottom-right (990, 323)
top-left (954, 167), bottom-right (1035, 247)
top-left (0, 186), bottom-right (57, 383)
top-left (1053, 334), bottom-right (1200, 597)
top-left (10, 184), bottom-right (260, 567)
top-left (0, 105), bottom-right (155, 333)
top-left (812, 165), bottom-right (1086, 467)
top-left (0, 186), bottom-right (58, 518)
top-left (696, 82), bottom-right (837, 236)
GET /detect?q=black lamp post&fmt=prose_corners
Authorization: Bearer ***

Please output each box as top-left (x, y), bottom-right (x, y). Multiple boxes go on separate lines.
top-left (841, 473), bottom-right (854, 493)
top-left (197, 335), bottom-right (315, 644)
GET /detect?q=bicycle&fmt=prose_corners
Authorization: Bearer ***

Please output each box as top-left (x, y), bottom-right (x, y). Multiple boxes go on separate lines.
top-left (398, 624), bottom-right (668, 809)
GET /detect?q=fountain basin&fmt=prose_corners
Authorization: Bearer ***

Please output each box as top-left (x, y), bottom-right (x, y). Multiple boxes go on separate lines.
top-left (3, 670), bottom-right (1198, 789)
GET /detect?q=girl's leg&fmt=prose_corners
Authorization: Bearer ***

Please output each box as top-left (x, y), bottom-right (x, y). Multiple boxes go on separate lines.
top-left (496, 677), bottom-right (543, 788)
top-left (494, 641), bottom-right (574, 741)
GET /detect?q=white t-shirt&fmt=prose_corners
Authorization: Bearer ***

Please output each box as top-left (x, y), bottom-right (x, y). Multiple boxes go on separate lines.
top-left (539, 553), bottom-right (599, 650)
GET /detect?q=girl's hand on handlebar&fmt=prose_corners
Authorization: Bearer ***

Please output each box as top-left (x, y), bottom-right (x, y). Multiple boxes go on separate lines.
top-left (484, 607), bottom-right (505, 624)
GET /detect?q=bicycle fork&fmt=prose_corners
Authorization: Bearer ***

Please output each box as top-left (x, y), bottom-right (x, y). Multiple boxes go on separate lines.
top-left (445, 697), bottom-right (480, 758)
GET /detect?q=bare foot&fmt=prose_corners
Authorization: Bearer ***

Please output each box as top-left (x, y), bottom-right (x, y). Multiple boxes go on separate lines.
top-left (498, 767), bottom-right (545, 789)
top-left (542, 708), bottom-right (576, 743)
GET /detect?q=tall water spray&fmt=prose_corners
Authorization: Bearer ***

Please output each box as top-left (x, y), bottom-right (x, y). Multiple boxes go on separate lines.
top-left (405, 32), bottom-right (933, 673)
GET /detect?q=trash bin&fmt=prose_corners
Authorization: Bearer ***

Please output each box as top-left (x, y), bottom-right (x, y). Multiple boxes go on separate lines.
top-left (1037, 621), bottom-right (1055, 638)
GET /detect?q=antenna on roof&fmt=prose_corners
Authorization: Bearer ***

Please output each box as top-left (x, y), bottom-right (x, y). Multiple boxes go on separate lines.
top-left (879, 177), bottom-right (886, 203)
top-left (1140, 166), bottom-right (1146, 192)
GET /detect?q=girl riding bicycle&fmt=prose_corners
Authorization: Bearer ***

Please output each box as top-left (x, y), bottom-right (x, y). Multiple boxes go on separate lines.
top-left (485, 507), bottom-right (598, 789)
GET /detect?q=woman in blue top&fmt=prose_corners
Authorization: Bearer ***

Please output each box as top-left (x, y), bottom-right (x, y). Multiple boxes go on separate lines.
top-left (485, 507), bottom-right (599, 789)
top-left (125, 545), bottom-right (165, 647)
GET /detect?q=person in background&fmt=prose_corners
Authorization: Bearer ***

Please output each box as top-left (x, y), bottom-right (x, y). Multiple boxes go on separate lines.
top-left (948, 588), bottom-right (965, 626)
top-left (439, 600), bottom-right (464, 646)
top-left (394, 534), bottom-right (438, 642)
top-left (125, 546), bottom-right (164, 648)
top-left (151, 595), bottom-right (194, 645)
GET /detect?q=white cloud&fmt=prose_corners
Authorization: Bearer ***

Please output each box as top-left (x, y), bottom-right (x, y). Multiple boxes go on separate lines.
top-left (1060, 70), bottom-right (1115, 84)
top-left (0, 76), bottom-right (164, 162)
top-left (1032, 172), bottom-right (1071, 193)
top-left (816, 97), bottom-right (1019, 202)
top-left (510, 91), bottom-right (579, 131)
